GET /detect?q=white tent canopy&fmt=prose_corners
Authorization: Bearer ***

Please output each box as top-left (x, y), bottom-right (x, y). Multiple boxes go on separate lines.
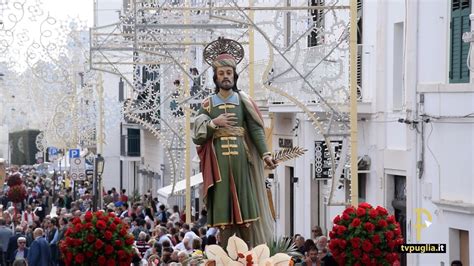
top-left (157, 172), bottom-right (203, 203)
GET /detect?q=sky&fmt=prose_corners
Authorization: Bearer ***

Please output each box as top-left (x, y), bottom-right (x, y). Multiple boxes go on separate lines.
top-left (0, 0), bottom-right (95, 132)
top-left (0, 0), bottom-right (94, 71)
top-left (41, 0), bottom-right (94, 27)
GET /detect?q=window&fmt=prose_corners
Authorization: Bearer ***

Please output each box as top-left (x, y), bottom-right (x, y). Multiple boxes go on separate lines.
top-left (119, 78), bottom-right (124, 102)
top-left (393, 22), bottom-right (404, 110)
top-left (449, 0), bottom-right (471, 83)
top-left (357, 0), bottom-right (363, 100)
top-left (121, 128), bottom-right (140, 157)
top-left (308, 0), bottom-right (325, 47)
top-left (358, 173), bottom-right (367, 202)
top-left (285, 0), bottom-right (291, 47)
top-left (343, 172), bottom-right (368, 203)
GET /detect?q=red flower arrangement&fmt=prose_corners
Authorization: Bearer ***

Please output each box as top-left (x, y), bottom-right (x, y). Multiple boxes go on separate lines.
top-left (6, 173), bottom-right (26, 204)
top-left (7, 184), bottom-right (27, 203)
top-left (7, 173), bottom-right (23, 187)
top-left (329, 203), bottom-right (404, 266)
top-left (59, 211), bottom-right (135, 266)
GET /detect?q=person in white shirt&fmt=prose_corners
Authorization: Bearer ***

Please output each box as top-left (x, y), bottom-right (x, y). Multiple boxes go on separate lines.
top-left (44, 177), bottom-right (52, 191)
top-left (311, 225), bottom-right (323, 244)
top-left (13, 237), bottom-right (29, 261)
top-left (78, 186), bottom-right (86, 197)
top-left (21, 206), bottom-right (36, 226)
top-left (154, 226), bottom-right (174, 248)
top-left (144, 208), bottom-right (155, 231)
top-left (168, 205), bottom-right (180, 225)
top-left (174, 231), bottom-right (200, 252)
top-left (119, 203), bottom-right (130, 219)
top-left (6, 207), bottom-right (15, 226)
top-left (175, 238), bottom-right (193, 255)
top-left (206, 227), bottom-right (217, 238)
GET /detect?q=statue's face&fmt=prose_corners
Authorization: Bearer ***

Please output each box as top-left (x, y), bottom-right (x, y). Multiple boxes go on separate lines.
top-left (215, 66), bottom-right (235, 90)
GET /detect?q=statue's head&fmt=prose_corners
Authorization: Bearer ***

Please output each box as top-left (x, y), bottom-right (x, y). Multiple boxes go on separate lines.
top-left (204, 38), bottom-right (244, 94)
top-left (212, 54), bottom-right (239, 94)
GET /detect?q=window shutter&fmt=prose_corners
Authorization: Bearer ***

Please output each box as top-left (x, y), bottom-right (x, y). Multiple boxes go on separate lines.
top-left (127, 128), bottom-right (140, 157)
top-left (308, 0), bottom-right (325, 47)
top-left (357, 0), bottom-right (363, 100)
top-left (450, 0), bottom-right (471, 83)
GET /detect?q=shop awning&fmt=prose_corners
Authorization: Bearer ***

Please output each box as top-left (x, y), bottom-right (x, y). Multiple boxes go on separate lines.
top-left (157, 172), bottom-right (203, 203)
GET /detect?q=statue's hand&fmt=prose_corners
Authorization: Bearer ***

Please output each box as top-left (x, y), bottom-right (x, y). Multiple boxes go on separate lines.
top-left (264, 156), bottom-right (277, 170)
top-left (212, 113), bottom-right (237, 128)
top-left (205, 260), bottom-right (216, 266)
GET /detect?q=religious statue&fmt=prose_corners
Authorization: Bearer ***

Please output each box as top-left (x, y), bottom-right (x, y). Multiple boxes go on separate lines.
top-left (193, 38), bottom-right (277, 248)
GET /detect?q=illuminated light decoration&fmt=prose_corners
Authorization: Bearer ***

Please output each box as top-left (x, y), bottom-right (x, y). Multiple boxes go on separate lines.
top-left (103, 94), bottom-right (125, 129)
top-left (0, 0), bottom-right (99, 151)
top-left (234, 0), bottom-right (351, 205)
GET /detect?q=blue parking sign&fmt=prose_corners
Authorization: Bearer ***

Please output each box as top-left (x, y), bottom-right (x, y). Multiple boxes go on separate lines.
top-left (48, 147), bottom-right (59, 162)
top-left (69, 149), bottom-right (80, 158)
top-left (49, 147), bottom-right (58, 156)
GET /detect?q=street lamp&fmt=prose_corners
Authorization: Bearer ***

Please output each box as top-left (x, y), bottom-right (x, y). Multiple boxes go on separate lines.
top-left (96, 154), bottom-right (105, 176)
top-left (93, 154), bottom-right (105, 210)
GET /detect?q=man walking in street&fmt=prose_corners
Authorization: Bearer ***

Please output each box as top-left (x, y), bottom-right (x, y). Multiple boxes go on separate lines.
top-left (11, 237), bottom-right (29, 262)
top-left (27, 228), bottom-right (51, 266)
top-left (6, 226), bottom-right (25, 265)
top-left (0, 218), bottom-right (13, 266)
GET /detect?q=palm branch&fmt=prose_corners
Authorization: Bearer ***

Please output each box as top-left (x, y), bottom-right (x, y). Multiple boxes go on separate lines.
top-left (182, 254), bottom-right (207, 266)
top-left (272, 147), bottom-right (307, 163)
top-left (269, 236), bottom-right (303, 258)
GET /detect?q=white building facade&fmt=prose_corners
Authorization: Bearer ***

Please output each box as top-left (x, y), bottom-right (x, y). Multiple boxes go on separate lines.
top-left (361, 0), bottom-right (473, 265)
top-left (95, 0), bottom-right (126, 195)
top-left (264, 0), bottom-right (474, 265)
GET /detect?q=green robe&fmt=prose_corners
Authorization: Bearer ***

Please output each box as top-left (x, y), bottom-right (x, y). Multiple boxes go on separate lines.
top-left (193, 91), bottom-right (269, 227)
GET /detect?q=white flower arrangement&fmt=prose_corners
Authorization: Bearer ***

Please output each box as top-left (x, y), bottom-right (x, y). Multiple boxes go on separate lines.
top-left (202, 235), bottom-right (293, 266)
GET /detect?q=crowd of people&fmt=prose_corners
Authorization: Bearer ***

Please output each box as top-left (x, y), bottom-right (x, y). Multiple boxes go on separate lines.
top-left (0, 165), bottom-right (335, 266)
top-left (293, 226), bottom-right (337, 266)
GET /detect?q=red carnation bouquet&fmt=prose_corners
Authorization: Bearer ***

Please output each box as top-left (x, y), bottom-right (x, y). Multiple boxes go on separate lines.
top-left (6, 173), bottom-right (27, 203)
top-left (59, 211), bottom-right (135, 266)
top-left (328, 203), bottom-right (404, 266)
top-left (7, 173), bottom-right (23, 186)
top-left (7, 184), bottom-right (27, 203)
